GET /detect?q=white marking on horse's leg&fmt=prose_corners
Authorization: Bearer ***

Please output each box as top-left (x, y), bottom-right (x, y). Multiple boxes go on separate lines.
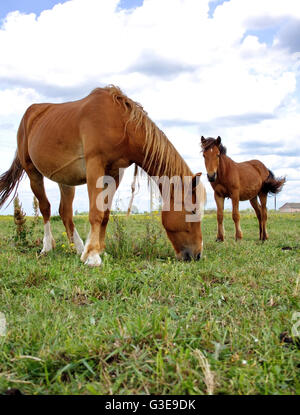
top-left (41, 221), bottom-right (55, 254)
top-left (80, 228), bottom-right (102, 266)
top-left (80, 230), bottom-right (91, 262)
top-left (73, 228), bottom-right (84, 255)
top-left (84, 253), bottom-right (102, 267)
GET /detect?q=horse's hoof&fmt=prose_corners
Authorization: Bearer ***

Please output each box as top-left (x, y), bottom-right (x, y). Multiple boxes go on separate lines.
top-left (74, 243), bottom-right (84, 255)
top-left (84, 253), bottom-right (102, 267)
top-left (40, 246), bottom-right (53, 255)
top-left (41, 238), bottom-right (55, 254)
top-left (216, 238), bottom-right (224, 242)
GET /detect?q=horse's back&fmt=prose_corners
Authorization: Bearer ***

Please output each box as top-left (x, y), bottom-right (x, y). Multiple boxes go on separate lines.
top-left (18, 99), bottom-right (88, 184)
top-left (237, 159), bottom-right (269, 200)
top-left (243, 159), bottom-right (269, 178)
top-left (22, 88), bottom-right (114, 137)
top-left (17, 89), bottom-right (127, 185)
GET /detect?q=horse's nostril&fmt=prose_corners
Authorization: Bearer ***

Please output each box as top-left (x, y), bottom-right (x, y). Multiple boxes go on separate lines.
top-left (183, 251), bottom-right (192, 261)
top-left (207, 173), bottom-right (216, 182)
top-left (196, 252), bottom-right (201, 261)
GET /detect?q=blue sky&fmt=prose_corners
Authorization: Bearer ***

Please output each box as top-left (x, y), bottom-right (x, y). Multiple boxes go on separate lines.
top-left (0, 0), bottom-right (299, 215)
top-left (0, 0), bottom-right (69, 20)
top-left (0, 0), bottom-right (143, 20)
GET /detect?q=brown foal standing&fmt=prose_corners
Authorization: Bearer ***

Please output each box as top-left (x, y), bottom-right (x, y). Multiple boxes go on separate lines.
top-left (201, 136), bottom-right (285, 241)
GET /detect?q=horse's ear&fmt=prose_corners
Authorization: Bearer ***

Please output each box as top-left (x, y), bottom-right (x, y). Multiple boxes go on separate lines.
top-left (201, 136), bottom-right (206, 145)
top-left (191, 172), bottom-right (202, 190)
top-left (216, 136), bottom-right (221, 145)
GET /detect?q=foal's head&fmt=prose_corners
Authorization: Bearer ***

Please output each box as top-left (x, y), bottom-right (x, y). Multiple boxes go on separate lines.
top-left (201, 136), bottom-right (226, 182)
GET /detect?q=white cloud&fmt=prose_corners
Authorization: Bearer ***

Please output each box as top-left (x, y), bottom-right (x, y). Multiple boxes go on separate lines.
top-left (0, 0), bottom-right (299, 216)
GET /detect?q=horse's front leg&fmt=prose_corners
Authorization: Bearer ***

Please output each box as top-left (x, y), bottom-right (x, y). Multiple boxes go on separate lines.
top-left (214, 192), bottom-right (225, 242)
top-left (231, 193), bottom-right (242, 241)
top-left (80, 158), bottom-right (106, 266)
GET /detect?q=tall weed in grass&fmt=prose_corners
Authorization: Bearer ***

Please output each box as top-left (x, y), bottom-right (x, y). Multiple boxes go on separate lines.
top-left (139, 214), bottom-right (169, 259)
top-left (12, 196), bottom-right (43, 251)
top-left (32, 196), bottom-right (39, 224)
top-left (106, 212), bottom-right (129, 258)
top-left (106, 213), bottom-right (171, 260)
top-left (13, 195), bottom-right (27, 244)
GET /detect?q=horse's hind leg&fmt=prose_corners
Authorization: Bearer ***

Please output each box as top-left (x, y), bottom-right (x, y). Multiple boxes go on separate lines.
top-left (58, 184), bottom-right (84, 255)
top-left (27, 166), bottom-right (55, 253)
top-left (99, 176), bottom-right (120, 254)
top-left (250, 196), bottom-right (262, 240)
top-left (258, 192), bottom-right (268, 241)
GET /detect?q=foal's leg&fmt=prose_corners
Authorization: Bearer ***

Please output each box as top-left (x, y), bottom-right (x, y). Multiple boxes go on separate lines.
top-left (258, 192), bottom-right (268, 241)
top-left (250, 196), bottom-right (262, 240)
top-left (27, 166), bottom-right (55, 253)
top-left (58, 184), bottom-right (84, 254)
top-left (80, 158), bottom-right (106, 266)
top-left (231, 193), bottom-right (242, 241)
top-left (214, 193), bottom-right (225, 241)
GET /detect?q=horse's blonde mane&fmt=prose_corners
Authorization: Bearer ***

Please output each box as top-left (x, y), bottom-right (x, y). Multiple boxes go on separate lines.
top-left (102, 85), bottom-right (192, 178)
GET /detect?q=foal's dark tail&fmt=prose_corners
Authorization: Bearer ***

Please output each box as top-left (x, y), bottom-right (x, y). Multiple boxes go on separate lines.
top-left (261, 170), bottom-right (286, 195)
top-left (0, 152), bottom-right (25, 209)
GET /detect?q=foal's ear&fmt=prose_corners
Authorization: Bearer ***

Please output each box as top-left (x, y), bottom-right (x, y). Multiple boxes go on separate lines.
top-left (191, 172), bottom-right (202, 190)
top-left (216, 136), bottom-right (221, 145)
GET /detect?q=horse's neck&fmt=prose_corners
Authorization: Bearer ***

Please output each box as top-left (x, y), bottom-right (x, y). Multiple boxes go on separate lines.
top-left (126, 116), bottom-right (192, 197)
top-left (135, 138), bottom-right (191, 180)
top-left (218, 155), bottom-right (232, 180)
top-left (143, 162), bottom-right (191, 203)
top-left (135, 144), bottom-right (191, 203)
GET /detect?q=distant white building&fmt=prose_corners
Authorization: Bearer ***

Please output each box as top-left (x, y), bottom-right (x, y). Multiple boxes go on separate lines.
top-left (279, 203), bottom-right (300, 213)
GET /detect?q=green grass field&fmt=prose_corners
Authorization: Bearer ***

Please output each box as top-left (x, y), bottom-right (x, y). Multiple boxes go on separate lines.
top-left (0, 211), bottom-right (299, 395)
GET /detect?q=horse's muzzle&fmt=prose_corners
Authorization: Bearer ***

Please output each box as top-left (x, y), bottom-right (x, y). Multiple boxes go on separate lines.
top-left (207, 173), bottom-right (217, 182)
top-left (181, 249), bottom-right (201, 261)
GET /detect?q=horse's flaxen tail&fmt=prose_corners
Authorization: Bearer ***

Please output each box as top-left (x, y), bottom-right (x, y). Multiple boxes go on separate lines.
top-left (0, 152), bottom-right (25, 209)
top-left (261, 170), bottom-right (286, 195)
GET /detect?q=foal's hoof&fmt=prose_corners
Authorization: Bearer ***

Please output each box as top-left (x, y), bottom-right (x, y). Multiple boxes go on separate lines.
top-left (84, 253), bottom-right (102, 267)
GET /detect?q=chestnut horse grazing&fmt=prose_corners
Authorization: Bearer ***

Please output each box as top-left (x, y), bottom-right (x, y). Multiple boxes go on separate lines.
top-left (201, 136), bottom-right (285, 241)
top-left (0, 86), bottom-right (206, 265)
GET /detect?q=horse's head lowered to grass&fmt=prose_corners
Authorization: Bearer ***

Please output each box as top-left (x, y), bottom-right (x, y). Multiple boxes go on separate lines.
top-left (158, 172), bottom-right (206, 261)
